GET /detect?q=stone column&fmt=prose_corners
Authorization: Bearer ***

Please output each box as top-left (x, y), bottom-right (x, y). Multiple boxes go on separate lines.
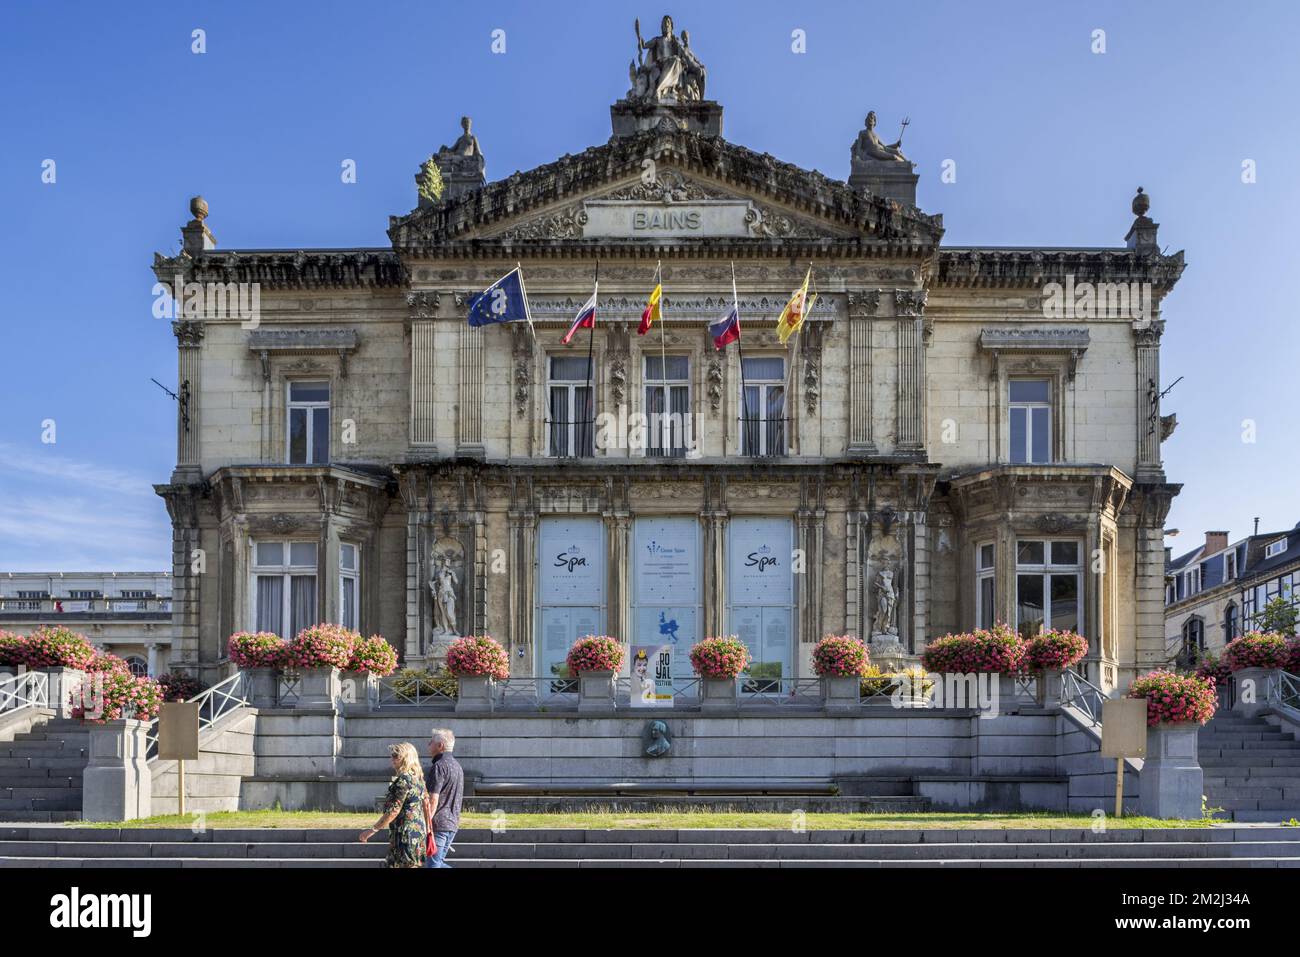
top-left (457, 325), bottom-right (485, 458)
top-left (409, 317), bottom-right (438, 449)
top-left (398, 472), bottom-right (425, 665)
top-left (605, 513), bottom-right (631, 643)
top-left (1130, 484), bottom-right (1178, 686)
top-left (701, 510), bottom-right (728, 639)
top-left (146, 644), bottom-right (160, 677)
top-left (158, 485), bottom-right (203, 676)
top-left (1134, 322), bottom-right (1164, 482)
top-left (171, 321), bottom-right (204, 484)
top-left (82, 719), bottom-right (153, 823)
top-left (846, 292), bottom-right (879, 455)
top-left (507, 506), bottom-right (537, 664)
top-left (894, 291), bottom-right (928, 454)
top-left (1139, 722), bottom-right (1203, 820)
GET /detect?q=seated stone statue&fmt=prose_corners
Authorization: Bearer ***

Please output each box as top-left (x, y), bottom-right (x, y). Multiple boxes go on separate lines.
top-left (628, 15), bottom-right (703, 103)
top-left (441, 116), bottom-right (481, 159)
top-left (853, 111), bottom-right (908, 163)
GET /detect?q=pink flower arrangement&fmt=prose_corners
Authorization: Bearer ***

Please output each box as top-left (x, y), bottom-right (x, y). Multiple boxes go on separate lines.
top-left (0, 631), bottom-right (24, 667)
top-left (1024, 629), bottom-right (1089, 671)
top-left (812, 634), bottom-right (870, 678)
top-left (73, 669), bottom-right (163, 723)
top-left (921, 624), bottom-right (1025, 674)
top-left (1128, 669), bottom-right (1217, 727)
top-left (1223, 631), bottom-right (1291, 672)
top-left (20, 626), bottom-right (96, 670)
top-left (445, 635), bottom-right (510, 680)
top-left (287, 623), bottom-right (359, 669)
top-left (689, 635), bottom-right (751, 680)
top-left (84, 652), bottom-right (132, 675)
top-left (227, 631), bottom-right (289, 669)
top-left (566, 635), bottom-right (625, 674)
top-left (158, 671), bottom-right (204, 702)
top-left (1289, 638), bottom-right (1300, 675)
top-left (347, 635), bottom-right (399, 677)
top-left (1193, 653), bottom-right (1231, 687)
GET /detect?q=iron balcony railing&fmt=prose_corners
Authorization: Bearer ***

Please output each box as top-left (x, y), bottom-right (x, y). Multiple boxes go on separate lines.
top-left (1060, 668), bottom-right (1110, 727)
top-left (144, 670), bottom-right (250, 760)
top-left (739, 416), bottom-right (792, 458)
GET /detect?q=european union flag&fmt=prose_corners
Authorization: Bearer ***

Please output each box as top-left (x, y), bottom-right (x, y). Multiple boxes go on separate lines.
top-left (466, 266), bottom-right (534, 329)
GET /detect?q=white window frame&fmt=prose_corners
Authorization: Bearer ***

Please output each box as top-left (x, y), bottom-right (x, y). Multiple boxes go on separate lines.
top-left (1008, 378), bottom-right (1052, 465)
top-left (545, 356), bottom-right (594, 458)
top-left (249, 540), bottom-right (319, 638)
top-left (739, 356), bottom-right (787, 457)
top-left (286, 380), bottom-right (331, 465)
top-left (1223, 551), bottom-right (1237, 581)
top-left (1185, 567), bottom-right (1201, 595)
top-left (1014, 538), bottom-right (1084, 637)
top-left (339, 542), bottom-right (359, 631)
top-left (1265, 538), bottom-right (1287, 559)
top-left (644, 355), bottom-right (692, 457)
top-left (975, 542), bottom-right (997, 629)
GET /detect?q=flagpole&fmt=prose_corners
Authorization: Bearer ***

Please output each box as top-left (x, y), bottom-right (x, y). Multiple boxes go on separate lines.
top-left (655, 261), bottom-right (668, 446)
top-left (584, 261), bottom-right (599, 452)
top-left (732, 262), bottom-right (751, 453)
top-left (516, 261), bottom-right (537, 342)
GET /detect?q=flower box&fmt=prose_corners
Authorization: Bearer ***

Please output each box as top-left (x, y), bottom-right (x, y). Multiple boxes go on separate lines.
top-left (700, 676), bottom-right (739, 712)
top-left (455, 674), bottom-right (496, 713)
top-left (294, 666), bottom-right (342, 709)
top-left (1231, 666), bottom-right (1279, 717)
top-left (821, 675), bottom-right (861, 713)
top-left (577, 669), bottom-right (617, 713)
top-left (1138, 721), bottom-right (1204, 821)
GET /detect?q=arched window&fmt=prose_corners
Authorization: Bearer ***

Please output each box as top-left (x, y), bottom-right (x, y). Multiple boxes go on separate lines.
top-left (1181, 617), bottom-right (1204, 664)
top-left (124, 656), bottom-right (149, 677)
top-left (1224, 603), bottom-right (1239, 642)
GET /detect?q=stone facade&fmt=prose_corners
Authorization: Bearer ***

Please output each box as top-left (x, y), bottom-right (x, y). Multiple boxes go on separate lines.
top-left (152, 30), bottom-right (1184, 693)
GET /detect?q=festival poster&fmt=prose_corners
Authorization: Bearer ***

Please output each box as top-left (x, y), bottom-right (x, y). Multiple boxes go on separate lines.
top-left (629, 644), bottom-right (673, 707)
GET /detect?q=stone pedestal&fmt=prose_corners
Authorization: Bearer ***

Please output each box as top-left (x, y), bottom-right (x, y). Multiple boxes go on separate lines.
top-left (1139, 722), bottom-right (1204, 820)
top-left (1036, 669), bottom-right (1064, 707)
top-left (821, 675), bottom-right (861, 713)
top-left (296, 667), bottom-right (341, 709)
top-left (577, 670), bottom-right (616, 713)
top-left (1232, 667), bottom-right (1279, 717)
top-left (610, 98), bottom-right (723, 138)
top-left (340, 670), bottom-right (379, 709)
top-left (700, 676), bottom-right (739, 712)
top-left (40, 667), bottom-right (86, 719)
top-left (997, 672), bottom-right (1023, 710)
top-left (848, 158), bottom-right (919, 206)
top-left (456, 675), bottom-right (496, 713)
top-left (243, 668), bottom-right (278, 708)
top-left (82, 719), bottom-right (152, 822)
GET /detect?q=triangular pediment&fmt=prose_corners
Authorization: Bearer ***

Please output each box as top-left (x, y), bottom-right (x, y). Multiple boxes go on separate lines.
top-left (388, 131), bottom-right (943, 252)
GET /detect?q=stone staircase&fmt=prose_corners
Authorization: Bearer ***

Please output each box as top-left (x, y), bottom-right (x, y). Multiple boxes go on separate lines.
top-left (0, 719), bottom-right (88, 822)
top-left (2, 825), bottom-right (1299, 867)
top-left (1201, 713), bottom-right (1300, 823)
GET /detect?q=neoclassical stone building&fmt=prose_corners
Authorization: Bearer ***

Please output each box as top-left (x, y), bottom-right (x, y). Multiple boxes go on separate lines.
top-left (153, 18), bottom-right (1184, 692)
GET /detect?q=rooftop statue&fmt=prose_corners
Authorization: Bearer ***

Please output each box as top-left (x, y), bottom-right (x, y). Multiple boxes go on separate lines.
top-left (441, 116), bottom-right (482, 159)
top-left (628, 15), bottom-right (706, 102)
top-left (852, 111), bottom-right (909, 163)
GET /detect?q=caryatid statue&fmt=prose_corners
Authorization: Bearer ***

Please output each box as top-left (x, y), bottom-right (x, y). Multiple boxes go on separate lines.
top-left (629, 15), bottom-right (705, 102)
top-left (852, 111), bottom-right (909, 163)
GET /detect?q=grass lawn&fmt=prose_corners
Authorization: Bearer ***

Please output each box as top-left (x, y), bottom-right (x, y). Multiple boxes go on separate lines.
top-left (77, 809), bottom-right (1217, 830)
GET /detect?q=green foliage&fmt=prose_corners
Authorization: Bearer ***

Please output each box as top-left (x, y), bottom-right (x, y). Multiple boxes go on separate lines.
top-left (417, 158), bottom-right (445, 204)
top-left (1256, 596), bottom-right (1298, 637)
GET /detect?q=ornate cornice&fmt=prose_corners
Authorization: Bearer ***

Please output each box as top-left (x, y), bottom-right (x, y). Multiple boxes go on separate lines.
top-left (936, 248), bottom-right (1186, 291)
top-left (154, 248), bottom-right (406, 290)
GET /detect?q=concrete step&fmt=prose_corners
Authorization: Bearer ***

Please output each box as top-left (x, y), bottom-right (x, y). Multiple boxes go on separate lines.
top-left (0, 811), bottom-right (80, 823)
top-left (1202, 755), bottom-right (1300, 768)
top-left (1215, 797), bottom-right (1300, 812)
top-left (0, 744), bottom-right (88, 758)
top-left (0, 794), bottom-right (83, 812)
top-left (0, 756), bottom-right (87, 772)
top-left (0, 775), bottom-right (80, 789)
top-left (1200, 734), bottom-right (1293, 747)
top-left (1226, 810), bottom-right (1300, 823)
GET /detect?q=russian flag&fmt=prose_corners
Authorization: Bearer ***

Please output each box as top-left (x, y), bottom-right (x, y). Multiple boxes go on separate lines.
top-left (709, 305), bottom-right (740, 350)
top-left (561, 292), bottom-right (597, 345)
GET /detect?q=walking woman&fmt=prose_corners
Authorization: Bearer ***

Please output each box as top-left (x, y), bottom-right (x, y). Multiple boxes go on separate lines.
top-left (358, 742), bottom-right (428, 868)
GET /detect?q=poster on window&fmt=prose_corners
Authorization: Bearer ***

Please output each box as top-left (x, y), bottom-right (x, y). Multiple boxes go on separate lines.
top-left (633, 517), bottom-right (699, 606)
top-left (728, 517), bottom-right (793, 606)
top-left (629, 644), bottom-right (673, 707)
top-left (538, 517), bottom-right (605, 606)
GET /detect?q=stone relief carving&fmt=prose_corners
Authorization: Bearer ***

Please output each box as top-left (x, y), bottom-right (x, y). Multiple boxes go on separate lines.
top-left (406, 291), bottom-right (440, 319)
top-left (496, 204), bottom-right (588, 241)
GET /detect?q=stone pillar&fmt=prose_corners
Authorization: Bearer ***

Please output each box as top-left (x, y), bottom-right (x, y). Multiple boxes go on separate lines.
top-left (894, 291), bottom-right (928, 454)
top-left (846, 292), bottom-right (879, 455)
top-left (1233, 667), bottom-right (1279, 717)
top-left (82, 720), bottom-right (153, 823)
top-left (1139, 722), bottom-right (1203, 820)
top-left (171, 320), bottom-right (204, 484)
top-left (146, 644), bottom-right (160, 677)
top-left (409, 317), bottom-right (438, 448)
top-left (457, 325), bottom-right (485, 458)
top-left (1130, 484), bottom-right (1178, 686)
top-left (41, 668), bottom-right (85, 720)
top-left (701, 511), bottom-right (728, 639)
top-left (507, 504), bottom-right (537, 664)
top-left (606, 513), bottom-right (631, 643)
top-left (1134, 322), bottom-right (1164, 482)
top-left (158, 485), bottom-right (203, 676)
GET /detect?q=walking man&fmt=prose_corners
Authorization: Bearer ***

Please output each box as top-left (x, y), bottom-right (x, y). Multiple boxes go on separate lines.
top-left (423, 727), bottom-right (463, 868)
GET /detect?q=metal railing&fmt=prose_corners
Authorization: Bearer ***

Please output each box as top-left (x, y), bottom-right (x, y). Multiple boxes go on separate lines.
top-left (0, 670), bottom-right (49, 714)
top-left (496, 676), bottom-right (578, 709)
top-left (737, 676), bottom-right (823, 706)
top-left (144, 671), bottom-right (250, 760)
top-left (1267, 670), bottom-right (1299, 713)
top-left (1060, 668), bottom-right (1110, 727)
top-left (375, 674), bottom-right (456, 708)
top-left (0, 597), bottom-right (172, 615)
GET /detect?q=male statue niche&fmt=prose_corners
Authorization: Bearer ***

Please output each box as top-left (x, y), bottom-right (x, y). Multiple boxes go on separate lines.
top-left (429, 555), bottom-right (460, 637)
top-left (871, 567), bottom-right (899, 637)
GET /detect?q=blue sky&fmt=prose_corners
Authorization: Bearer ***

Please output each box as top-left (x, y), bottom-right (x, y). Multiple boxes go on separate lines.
top-left (1, 0), bottom-right (1296, 569)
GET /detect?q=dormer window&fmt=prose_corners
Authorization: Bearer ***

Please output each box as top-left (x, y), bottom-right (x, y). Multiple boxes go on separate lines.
top-left (1265, 538), bottom-right (1287, 559)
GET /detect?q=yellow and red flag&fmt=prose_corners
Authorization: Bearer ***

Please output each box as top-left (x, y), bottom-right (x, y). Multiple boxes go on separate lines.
top-left (776, 268), bottom-right (812, 344)
top-left (638, 281), bottom-right (662, 335)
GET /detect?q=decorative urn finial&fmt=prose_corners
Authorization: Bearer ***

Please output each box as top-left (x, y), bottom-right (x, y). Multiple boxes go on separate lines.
top-left (189, 195), bottom-right (209, 223)
top-left (1132, 186), bottom-right (1150, 218)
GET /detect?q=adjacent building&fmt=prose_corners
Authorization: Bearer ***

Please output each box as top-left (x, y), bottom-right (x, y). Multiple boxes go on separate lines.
top-left (152, 19), bottom-right (1185, 692)
top-left (0, 571), bottom-right (173, 674)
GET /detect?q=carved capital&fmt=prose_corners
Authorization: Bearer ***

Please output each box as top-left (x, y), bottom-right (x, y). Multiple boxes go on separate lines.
top-left (172, 320), bottom-right (205, 347)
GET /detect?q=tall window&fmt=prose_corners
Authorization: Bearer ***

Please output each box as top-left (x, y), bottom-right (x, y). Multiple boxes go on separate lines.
top-left (1182, 617), bottom-right (1204, 662)
top-left (1223, 551), bottom-right (1237, 581)
top-left (975, 543), bottom-right (996, 628)
top-left (1015, 539), bottom-right (1082, 637)
top-left (645, 355), bottom-right (691, 457)
top-left (740, 357), bottom-right (786, 457)
top-left (546, 356), bottom-right (594, 457)
top-left (1224, 603), bottom-right (1239, 642)
top-left (288, 381), bottom-right (330, 464)
top-left (252, 541), bottom-right (317, 639)
top-left (340, 543), bottom-right (359, 631)
top-left (1009, 379), bottom-right (1051, 464)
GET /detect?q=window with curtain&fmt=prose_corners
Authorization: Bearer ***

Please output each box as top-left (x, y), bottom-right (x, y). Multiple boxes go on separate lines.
top-left (546, 356), bottom-right (594, 457)
top-left (645, 355), bottom-right (691, 457)
top-left (252, 541), bottom-right (318, 638)
top-left (975, 543), bottom-right (996, 629)
top-left (340, 543), bottom-right (359, 631)
top-left (1015, 539), bottom-right (1082, 638)
top-left (288, 381), bottom-right (330, 465)
top-left (1009, 379), bottom-right (1051, 464)
top-left (740, 356), bottom-right (786, 457)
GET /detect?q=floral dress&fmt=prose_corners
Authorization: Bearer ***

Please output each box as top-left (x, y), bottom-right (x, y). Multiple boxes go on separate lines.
top-left (381, 770), bottom-right (428, 868)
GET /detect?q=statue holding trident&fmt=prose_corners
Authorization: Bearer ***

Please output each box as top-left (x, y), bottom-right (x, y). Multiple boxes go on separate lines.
top-left (853, 111), bottom-right (910, 163)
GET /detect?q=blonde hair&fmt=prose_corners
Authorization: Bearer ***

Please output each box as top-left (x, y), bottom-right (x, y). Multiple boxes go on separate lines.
top-left (389, 742), bottom-right (422, 778)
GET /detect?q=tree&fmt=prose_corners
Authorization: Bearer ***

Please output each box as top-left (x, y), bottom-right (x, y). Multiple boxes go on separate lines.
top-left (1255, 595), bottom-right (1298, 637)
